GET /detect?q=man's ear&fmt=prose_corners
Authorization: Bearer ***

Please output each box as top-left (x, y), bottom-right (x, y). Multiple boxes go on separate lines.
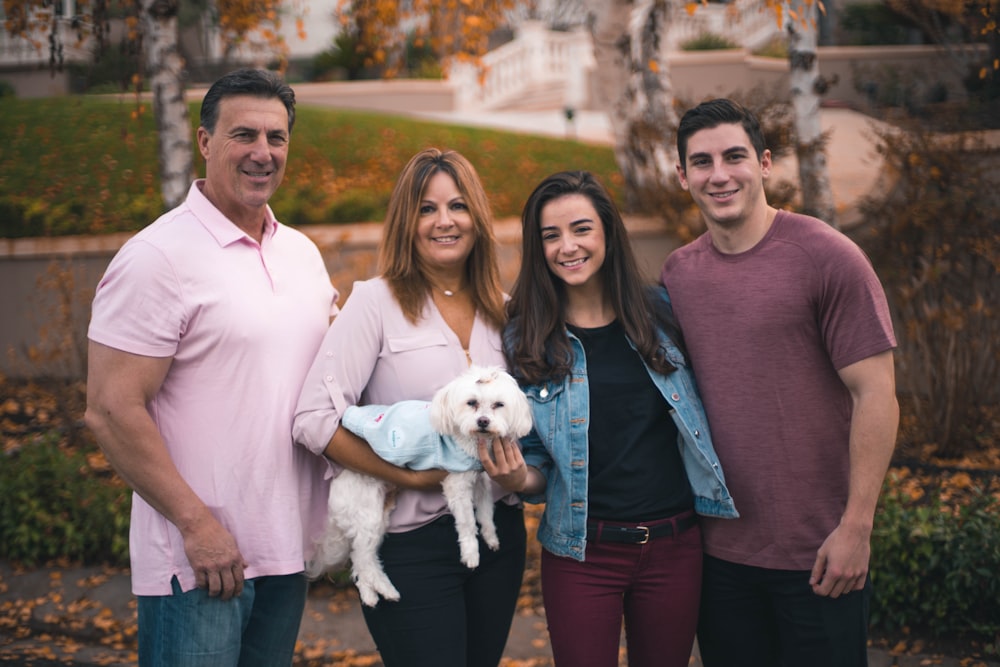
top-left (676, 162), bottom-right (690, 191)
top-left (196, 127), bottom-right (211, 161)
top-left (760, 149), bottom-right (772, 179)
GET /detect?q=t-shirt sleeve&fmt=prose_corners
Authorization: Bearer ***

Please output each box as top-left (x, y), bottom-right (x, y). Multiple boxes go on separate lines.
top-left (87, 239), bottom-right (185, 358)
top-left (818, 237), bottom-right (896, 370)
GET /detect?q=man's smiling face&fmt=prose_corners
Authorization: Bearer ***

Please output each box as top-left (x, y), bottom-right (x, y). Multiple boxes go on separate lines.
top-left (197, 94), bottom-right (290, 230)
top-left (677, 122), bottom-right (772, 231)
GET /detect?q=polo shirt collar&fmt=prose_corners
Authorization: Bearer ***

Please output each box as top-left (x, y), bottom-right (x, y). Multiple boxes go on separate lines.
top-left (187, 179), bottom-right (279, 247)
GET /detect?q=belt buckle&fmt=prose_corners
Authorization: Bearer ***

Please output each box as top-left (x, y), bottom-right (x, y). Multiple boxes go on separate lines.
top-left (636, 525), bottom-right (650, 545)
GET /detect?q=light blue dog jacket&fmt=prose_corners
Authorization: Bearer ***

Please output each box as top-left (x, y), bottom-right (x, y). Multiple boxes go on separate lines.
top-left (341, 402), bottom-right (483, 472)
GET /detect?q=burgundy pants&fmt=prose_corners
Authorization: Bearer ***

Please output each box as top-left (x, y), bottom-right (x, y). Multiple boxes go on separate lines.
top-left (541, 516), bottom-right (703, 667)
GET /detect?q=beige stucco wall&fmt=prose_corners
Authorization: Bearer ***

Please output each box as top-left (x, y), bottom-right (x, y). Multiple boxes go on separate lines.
top-left (667, 44), bottom-right (982, 109)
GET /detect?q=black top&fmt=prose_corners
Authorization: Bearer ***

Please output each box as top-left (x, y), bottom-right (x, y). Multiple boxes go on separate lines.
top-left (568, 319), bottom-right (694, 522)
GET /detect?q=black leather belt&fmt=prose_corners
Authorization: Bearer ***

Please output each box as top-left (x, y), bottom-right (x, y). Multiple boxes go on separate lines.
top-left (586, 512), bottom-right (698, 545)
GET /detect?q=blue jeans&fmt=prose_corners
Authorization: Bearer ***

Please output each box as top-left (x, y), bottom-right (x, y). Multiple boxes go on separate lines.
top-left (137, 573), bottom-right (307, 667)
top-left (698, 555), bottom-right (871, 667)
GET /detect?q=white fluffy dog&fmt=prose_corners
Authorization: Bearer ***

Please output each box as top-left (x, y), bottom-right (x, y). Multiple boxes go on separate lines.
top-left (307, 365), bottom-right (533, 607)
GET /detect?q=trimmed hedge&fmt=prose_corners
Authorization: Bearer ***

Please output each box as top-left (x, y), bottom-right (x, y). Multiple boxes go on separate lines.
top-left (0, 434), bottom-right (131, 567)
top-left (871, 472), bottom-right (1000, 644)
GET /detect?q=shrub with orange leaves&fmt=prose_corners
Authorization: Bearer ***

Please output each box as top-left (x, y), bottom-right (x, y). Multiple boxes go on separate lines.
top-left (854, 120), bottom-right (1000, 460)
top-left (328, 0), bottom-right (517, 79)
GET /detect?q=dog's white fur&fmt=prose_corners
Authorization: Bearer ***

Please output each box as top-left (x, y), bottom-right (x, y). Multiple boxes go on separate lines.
top-left (307, 365), bottom-right (533, 607)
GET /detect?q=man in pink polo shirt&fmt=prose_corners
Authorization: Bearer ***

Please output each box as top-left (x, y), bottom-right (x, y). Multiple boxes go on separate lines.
top-left (84, 68), bottom-right (338, 666)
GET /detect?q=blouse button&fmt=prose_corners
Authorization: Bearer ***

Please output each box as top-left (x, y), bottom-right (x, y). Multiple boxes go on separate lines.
top-left (325, 350), bottom-right (334, 357)
top-left (540, 387), bottom-right (549, 398)
top-left (670, 393), bottom-right (680, 401)
top-left (693, 430), bottom-right (701, 437)
top-left (324, 375), bottom-right (334, 383)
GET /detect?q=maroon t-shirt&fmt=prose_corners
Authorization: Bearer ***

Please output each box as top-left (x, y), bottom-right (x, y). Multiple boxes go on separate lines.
top-left (661, 210), bottom-right (896, 570)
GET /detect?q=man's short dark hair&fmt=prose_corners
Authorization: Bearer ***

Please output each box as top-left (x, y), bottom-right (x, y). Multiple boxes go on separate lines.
top-left (200, 68), bottom-right (296, 134)
top-left (677, 98), bottom-right (766, 170)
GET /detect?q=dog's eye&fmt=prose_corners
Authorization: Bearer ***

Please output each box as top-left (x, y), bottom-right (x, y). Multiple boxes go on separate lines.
top-left (466, 399), bottom-right (479, 408)
top-left (492, 402), bottom-right (505, 409)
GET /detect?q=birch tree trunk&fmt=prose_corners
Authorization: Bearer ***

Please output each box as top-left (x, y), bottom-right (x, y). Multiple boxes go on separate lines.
top-left (141, 0), bottom-right (194, 211)
top-left (584, 0), bottom-right (678, 211)
top-left (787, 0), bottom-right (837, 227)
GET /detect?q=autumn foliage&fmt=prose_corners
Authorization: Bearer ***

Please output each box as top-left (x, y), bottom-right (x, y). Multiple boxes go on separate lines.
top-left (2, 0), bottom-right (296, 70)
top-left (329, 0), bottom-right (518, 78)
top-left (853, 120), bottom-right (1000, 459)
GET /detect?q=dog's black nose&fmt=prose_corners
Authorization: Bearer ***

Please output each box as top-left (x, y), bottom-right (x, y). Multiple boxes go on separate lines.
top-left (477, 416), bottom-right (491, 430)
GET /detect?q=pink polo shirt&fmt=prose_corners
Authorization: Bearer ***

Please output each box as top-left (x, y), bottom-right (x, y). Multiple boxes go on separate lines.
top-left (293, 277), bottom-right (516, 533)
top-left (88, 180), bottom-right (338, 595)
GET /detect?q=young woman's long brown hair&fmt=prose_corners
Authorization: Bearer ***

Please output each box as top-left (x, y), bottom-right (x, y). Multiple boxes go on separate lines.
top-left (378, 148), bottom-right (506, 330)
top-left (504, 170), bottom-right (682, 385)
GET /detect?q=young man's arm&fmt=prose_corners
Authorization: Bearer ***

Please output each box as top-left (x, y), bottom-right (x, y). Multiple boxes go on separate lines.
top-left (810, 349), bottom-right (899, 598)
top-left (85, 341), bottom-right (247, 599)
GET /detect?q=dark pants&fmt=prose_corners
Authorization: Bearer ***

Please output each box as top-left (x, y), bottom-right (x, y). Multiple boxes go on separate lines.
top-left (361, 501), bottom-right (526, 667)
top-left (541, 518), bottom-right (703, 667)
top-left (698, 555), bottom-right (872, 667)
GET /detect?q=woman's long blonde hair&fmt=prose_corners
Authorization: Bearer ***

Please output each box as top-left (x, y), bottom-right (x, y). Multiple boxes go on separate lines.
top-left (378, 148), bottom-right (506, 330)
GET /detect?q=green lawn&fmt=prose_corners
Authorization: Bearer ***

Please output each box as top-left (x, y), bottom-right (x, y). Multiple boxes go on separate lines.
top-left (0, 96), bottom-right (620, 237)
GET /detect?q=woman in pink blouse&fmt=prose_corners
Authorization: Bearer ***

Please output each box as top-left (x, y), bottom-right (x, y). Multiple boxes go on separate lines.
top-left (293, 148), bottom-right (528, 667)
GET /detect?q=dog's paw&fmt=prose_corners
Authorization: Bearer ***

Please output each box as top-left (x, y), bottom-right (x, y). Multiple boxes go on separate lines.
top-left (355, 572), bottom-right (401, 607)
top-left (459, 539), bottom-right (481, 569)
top-left (358, 584), bottom-right (400, 607)
top-left (356, 583), bottom-right (381, 608)
top-left (479, 520), bottom-right (500, 551)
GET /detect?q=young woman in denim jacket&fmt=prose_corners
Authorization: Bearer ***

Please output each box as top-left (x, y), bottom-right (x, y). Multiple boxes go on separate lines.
top-left (498, 171), bottom-right (738, 667)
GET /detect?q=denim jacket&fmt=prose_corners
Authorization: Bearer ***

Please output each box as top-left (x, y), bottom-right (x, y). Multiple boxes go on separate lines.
top-left (506, 309), bottom-right (738, 562)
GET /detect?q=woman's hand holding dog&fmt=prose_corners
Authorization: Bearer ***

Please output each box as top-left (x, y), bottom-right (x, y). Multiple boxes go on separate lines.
top-left (478, 436), bottom-right (530, 493)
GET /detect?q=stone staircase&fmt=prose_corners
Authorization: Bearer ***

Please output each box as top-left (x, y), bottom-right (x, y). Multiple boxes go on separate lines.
top-left (490, 79), bottom-right (570, 112)
top-left (450, 3), bottom-right (783, 114)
